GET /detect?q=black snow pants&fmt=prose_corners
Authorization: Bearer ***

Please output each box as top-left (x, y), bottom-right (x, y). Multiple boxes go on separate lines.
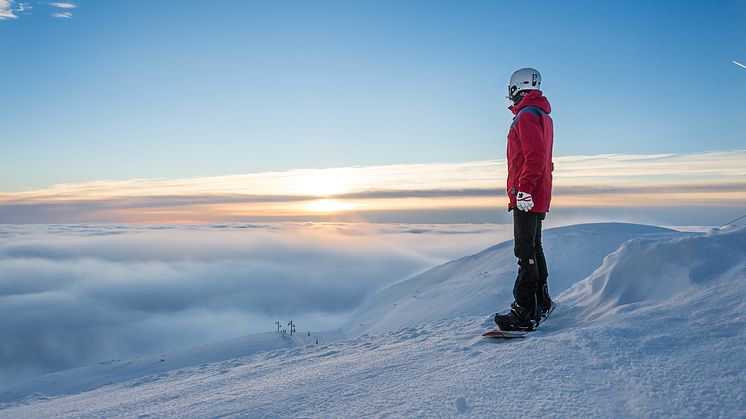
top-left (512, 210), bottom-right (549, 314)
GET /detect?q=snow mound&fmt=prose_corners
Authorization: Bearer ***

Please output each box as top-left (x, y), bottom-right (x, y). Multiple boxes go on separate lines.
top-left (348, 223), bottom-right (676, 334)
top-left (562, 226), bottom-right (746, 321)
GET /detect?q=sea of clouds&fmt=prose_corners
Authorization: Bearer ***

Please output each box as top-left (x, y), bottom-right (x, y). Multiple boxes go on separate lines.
top-left (0, 222), bottom-right (512, 388)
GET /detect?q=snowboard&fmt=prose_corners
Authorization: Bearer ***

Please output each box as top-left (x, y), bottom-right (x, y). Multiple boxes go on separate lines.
top-left (483, 302), bottom-right (556, 339)
top-left (481, 329), bottom-right (528, 339)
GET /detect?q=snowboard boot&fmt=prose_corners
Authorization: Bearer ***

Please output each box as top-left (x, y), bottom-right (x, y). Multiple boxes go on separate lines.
top-left (537, 283), bottom-right (555, 320)
top-left (540, 300), bottom-right (556, 321)
top-left (494, 302), bottom-right (539, 331)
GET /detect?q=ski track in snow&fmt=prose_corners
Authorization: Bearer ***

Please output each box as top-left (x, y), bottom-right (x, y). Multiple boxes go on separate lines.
top-left (1, 223), bottom-right (744, 418)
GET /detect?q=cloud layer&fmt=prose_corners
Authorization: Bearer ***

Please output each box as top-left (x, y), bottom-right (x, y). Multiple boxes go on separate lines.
top-left (0, 0), bottom-right (16, 19)
top-left (1, 150), bottom-right (744, 224)
top-left (0, 222), bottom-right (510, 388)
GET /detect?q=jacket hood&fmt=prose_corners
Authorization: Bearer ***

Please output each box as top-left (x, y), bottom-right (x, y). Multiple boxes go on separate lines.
top-left (509, 90), bottom-right (551, 115)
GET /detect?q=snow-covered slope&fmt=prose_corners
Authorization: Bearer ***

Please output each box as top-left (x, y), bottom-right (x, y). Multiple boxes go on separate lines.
top-left (1, 224), bottom-right (744, 417)
top-left (347, 223), bottom-right (676, 334)
top-left (0, 329), bottom-right (343, 405)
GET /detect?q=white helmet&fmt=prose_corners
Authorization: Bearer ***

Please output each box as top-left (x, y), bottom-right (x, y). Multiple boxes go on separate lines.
top-left (508, 68), bottom-right (541, 101)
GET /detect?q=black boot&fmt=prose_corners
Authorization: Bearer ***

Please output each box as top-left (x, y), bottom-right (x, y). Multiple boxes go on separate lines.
top-left (537, 283), bottom-right (555, 319)
top-left (540, 300), bottom-right (556, 321)
top-left (494, 302), bottom-right (539, 331)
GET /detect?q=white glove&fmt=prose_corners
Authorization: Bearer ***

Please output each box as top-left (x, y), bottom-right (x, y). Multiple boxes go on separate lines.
top-left (516, 191), bottom-right (534, 212)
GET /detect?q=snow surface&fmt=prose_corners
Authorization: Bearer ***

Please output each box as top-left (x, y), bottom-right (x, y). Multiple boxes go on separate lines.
top-left (1, 223), bottom-right (744, 418)
top-left (346, 223), bottom-right (676, 334)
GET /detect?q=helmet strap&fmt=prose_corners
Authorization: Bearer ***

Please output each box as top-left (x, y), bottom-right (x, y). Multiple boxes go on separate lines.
top-left (511, 90), bottom-right (528, 106)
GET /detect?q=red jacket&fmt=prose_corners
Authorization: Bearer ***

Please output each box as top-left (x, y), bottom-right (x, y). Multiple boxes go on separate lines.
top-left (506, 90), bottom-right (554, 213)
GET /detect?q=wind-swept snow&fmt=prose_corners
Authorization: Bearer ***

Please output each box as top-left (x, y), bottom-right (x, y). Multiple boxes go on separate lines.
top-left (1, 223), bottom-right (744, 418)
top-left (563, 226), bottom-right (746, 321)
top-left (347, 223), bottom-right (675, 334)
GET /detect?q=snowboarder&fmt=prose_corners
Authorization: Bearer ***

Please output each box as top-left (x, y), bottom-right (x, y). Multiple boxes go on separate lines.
top-left (494, 68), bottom-right (556, 332)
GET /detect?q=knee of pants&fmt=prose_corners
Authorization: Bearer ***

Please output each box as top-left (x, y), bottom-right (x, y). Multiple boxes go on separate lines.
top-left (517, 257), bottom-right (539, 269)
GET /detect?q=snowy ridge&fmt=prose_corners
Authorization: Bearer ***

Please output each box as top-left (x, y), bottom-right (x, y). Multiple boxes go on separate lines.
top-left (562, 226), bottom-right (746, 321)
top-left (1, 223), bottom-right (744, 417)
top-left (347, 222), bottom-right (675, 334)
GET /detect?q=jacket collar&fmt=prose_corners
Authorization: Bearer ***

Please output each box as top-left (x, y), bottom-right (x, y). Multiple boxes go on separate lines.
top-left (509, 90), bottom-right (551, 115)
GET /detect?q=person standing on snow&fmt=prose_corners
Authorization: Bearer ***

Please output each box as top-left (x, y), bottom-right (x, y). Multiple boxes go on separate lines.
top-left (494, 68), bottom-right (556, 331)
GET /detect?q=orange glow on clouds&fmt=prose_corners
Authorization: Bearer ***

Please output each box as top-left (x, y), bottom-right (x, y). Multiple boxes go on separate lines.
top-left (0, 151), bottom-right (744, 223)
top-left (304, 199), bottom-right (355, 213)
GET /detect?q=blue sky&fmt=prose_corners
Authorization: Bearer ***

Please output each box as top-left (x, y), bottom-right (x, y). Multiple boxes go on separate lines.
top-left (1, 0), bottom-right (743, 192)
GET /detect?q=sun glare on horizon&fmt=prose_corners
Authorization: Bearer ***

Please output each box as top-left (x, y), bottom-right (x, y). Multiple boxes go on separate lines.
top-left (304, 199), bottom-right (354, 213)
